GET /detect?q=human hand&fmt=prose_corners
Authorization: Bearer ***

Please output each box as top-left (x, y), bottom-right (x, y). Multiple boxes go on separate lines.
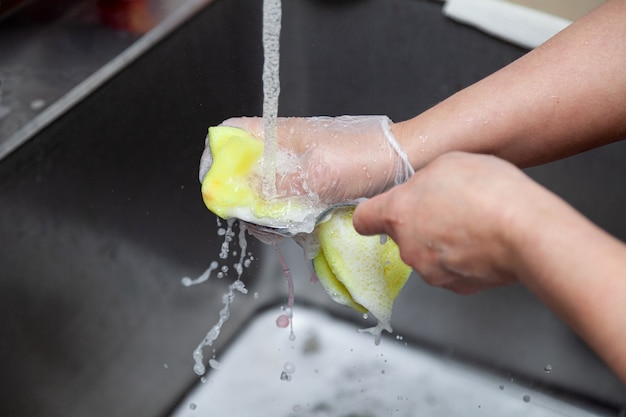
top-left (353, 151), bottom-right (540, 294)
top-left (199, 116), bottom-right (413, 204)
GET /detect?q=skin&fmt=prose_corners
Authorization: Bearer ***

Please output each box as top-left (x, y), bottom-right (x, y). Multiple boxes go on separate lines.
top-left (352, 0), bottom-right (626, 383)
top-left (221, 116), bottom-right (409, 202)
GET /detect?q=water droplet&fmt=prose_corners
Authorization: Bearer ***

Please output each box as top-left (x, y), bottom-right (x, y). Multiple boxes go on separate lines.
top-left (181, 277), bottom-right (192, 287)
top-left (523, 394), bottom-right (531, 403)
top-left (276, 314), bottom-right (290, 328)
top-left (30, 98), bottom-right (46, 111)
top-left (209, 358), bottom-right (221, 369)
top-left (544, 364), bottom-right (552, 373)
top-left (189, 402), bottom-right (197, 410)
top-left (283, 362), bottom-right (296, 374)
top-left (193, 363), bottom-right (205, 376)
top-left (253, 291), bottom-right (260, 299)
top-left (362, 313), bottom-right (369, 320)
top-left (280, 371), bottom-right (292, 381)
top-left (162, 363), bottom-right (168, 369)
top-left (499, 385), bottom-right (504, 390)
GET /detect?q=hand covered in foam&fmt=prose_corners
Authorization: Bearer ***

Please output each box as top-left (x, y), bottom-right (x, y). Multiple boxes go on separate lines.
top-left (199, 116), bottom-right (414, 205)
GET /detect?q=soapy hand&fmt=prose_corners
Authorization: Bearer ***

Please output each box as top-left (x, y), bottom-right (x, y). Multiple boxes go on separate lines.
top-left (199, 116), bottom-right (413, 204)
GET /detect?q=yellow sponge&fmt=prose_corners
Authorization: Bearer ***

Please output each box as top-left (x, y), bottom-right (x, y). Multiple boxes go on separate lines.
top-left (313, 208), bottom-right (411, 335)
top-left (201, 126), bottom-right (308, 223)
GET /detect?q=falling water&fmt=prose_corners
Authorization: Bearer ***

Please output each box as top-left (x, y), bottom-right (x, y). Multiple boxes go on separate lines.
top-left (261, 0), bottom-right (281, 199)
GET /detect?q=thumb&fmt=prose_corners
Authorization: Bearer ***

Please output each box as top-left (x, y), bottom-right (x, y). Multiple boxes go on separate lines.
top-left (353, 195), bottom-right (389, 236)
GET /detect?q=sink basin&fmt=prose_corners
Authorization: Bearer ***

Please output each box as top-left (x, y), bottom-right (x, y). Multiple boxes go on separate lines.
top-left (1, 0), bottom-right (625, 416)
top-left (171, 306), bottom-right (611, 417)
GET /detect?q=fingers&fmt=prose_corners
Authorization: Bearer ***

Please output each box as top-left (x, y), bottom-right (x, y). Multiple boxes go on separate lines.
top-left (352, 193), bottom-right (392, 236)
top-left (221, 117), bottom-right (263, 137)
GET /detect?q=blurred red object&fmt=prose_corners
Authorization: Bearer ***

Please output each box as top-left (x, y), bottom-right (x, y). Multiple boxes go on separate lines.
top-left (97, 0), bottom-right (155, 34)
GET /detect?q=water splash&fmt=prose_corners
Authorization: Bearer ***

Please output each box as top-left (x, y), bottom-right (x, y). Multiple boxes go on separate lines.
top-left (183, 218), bottom-right (254, 376)
top-left (274, 244), bottom-right (296, 341)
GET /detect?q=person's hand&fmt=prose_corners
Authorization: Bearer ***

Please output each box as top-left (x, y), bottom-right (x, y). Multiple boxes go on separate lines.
top-left (353, 151), bottom-right (541, 294)
top-left (200, 116), bottom-right (413, 204)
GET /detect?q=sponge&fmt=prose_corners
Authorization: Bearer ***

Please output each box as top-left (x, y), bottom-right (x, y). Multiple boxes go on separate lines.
top-left (313, 207), bottom-right (411, 339)
top-left (201, 126), bottom-right (311, 226)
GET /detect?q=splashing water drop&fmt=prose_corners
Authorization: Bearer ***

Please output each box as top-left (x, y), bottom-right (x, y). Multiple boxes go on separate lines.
top-left (187, 221), bottom-right (253, 376)
top-left (193, 362), bottom-right (206, 376)
top-left (276, 314), bottom-right (290, 328)
top-left (283, 361), bottom-right (296, 374)
top-left (274, 244), bottom-right (296, 340)
top-left (181, 261), bottom-right (219, 287)
top-left (523, 394), bottom-right (531, 403)
top-left (544, 364), bottom-right (552, 373)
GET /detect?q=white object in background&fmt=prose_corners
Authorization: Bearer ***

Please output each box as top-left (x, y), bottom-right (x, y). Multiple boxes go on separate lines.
top-left (443, 0), bottom-right (572, 49)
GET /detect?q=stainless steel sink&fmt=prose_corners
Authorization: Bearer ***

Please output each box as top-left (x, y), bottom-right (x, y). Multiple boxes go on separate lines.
top-left (1, 0), bottom-right (625, 416)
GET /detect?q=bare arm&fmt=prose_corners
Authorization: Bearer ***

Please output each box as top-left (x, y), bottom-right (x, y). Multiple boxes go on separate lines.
top-left (396, 0), bottom-right (626, 169)
top-left (511, 180), bottom-right (626, 383)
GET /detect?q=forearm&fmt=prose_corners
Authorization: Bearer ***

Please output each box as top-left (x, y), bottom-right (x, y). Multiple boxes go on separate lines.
top-left (509, 185), bottom-right (626, 383)
top-left (395, 0), bottom-right (626, 169)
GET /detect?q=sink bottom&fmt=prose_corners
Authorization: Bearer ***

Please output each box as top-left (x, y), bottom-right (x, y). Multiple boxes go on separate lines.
top-left (170, 307), bottom-right (607, 417)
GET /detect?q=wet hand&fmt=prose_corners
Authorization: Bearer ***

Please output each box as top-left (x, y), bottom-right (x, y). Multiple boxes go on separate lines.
top-left (353, 151), bottom-right (535, 294)
top-left (200, 116), bottom-right (413, 204)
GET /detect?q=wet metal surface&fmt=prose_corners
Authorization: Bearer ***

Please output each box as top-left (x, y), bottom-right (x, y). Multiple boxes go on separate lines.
top-left (0, 0), bottom-right (214, 160)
